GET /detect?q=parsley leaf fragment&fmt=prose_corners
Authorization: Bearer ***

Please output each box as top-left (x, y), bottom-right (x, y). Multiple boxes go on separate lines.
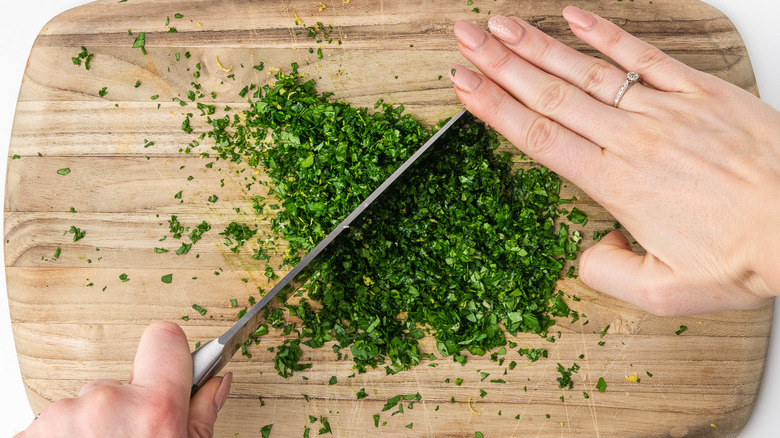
top-left (596, 377), bottom-right (607, 392)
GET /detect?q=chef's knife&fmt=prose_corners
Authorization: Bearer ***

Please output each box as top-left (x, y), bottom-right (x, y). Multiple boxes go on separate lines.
top-left (190, 108), bottom-right (467, 394)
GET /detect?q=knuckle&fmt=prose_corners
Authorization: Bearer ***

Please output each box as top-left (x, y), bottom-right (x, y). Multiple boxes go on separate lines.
top-left (639, 286), bottom-right (681, 317)
top-left (483, 91), bottom-right (514, 121)
top-left (188, 421), bottom-right (216, 438)
top-left (578, 61), bottom-right (613, 96)
top-left (83, 384), bottom-right (122, 405)
top-left (633, 47), bottom-right (667, 72)
top-left (602, 27), bottom-right (626, 51)
top-left (523, 116), bottom-right (559, 157)
top-left (135, 397), bottom-right (185, 437)
top-left (531, 37), bottom-right (554, 62)
top-left (535, 81), bottom-right (569, 115)
top-left (486, 49), bottom-right (514, 74)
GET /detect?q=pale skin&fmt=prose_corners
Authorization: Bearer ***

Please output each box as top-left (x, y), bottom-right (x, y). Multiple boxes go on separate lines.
top-left (16, 6), bottom-right (780, 436)
top-left (450, 6), bottom-right (780, 316)
top-left (16, 322), bottom-right (232, 438)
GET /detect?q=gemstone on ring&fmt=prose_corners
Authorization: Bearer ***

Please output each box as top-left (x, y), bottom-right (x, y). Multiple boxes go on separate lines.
top-left (613, 72), bottom-right (641, 108)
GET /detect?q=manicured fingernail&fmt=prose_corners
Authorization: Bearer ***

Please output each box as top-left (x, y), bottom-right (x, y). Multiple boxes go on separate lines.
top-left (449, 66), bottom-right (481, 93)
top-left (454, 20), bottom-right (487, 49)
top-left (488, 15), bottom-right (525, 45)
top-left (563, 6), bottom-right (598, 31)
top-left (214, 372), bottom-right (233, 412)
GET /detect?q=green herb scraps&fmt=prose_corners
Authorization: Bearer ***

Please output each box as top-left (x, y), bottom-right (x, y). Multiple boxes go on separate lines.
top-left (191, 67), bottom-right (581, 377)
top-left (72, 46), bottom-right (94, 70)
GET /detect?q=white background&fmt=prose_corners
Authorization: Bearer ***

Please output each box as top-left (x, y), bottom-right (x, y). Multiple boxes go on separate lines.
top-left (2, 1), bottom-right (780, 435)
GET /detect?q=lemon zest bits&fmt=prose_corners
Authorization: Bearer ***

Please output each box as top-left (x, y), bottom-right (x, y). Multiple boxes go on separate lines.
top-left (318, 3), bottom-right (327, 11)
top-left (467, 397), bottom-right (481, 415)
top-left (215, 56), bottom-right (232, 73)
top-left (293, 10), bottom-right (302, 25)
top-left (625, 372), bottom-right (639, 382)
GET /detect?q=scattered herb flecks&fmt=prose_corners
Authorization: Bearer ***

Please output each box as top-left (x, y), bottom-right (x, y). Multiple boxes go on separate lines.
top-left (596, 377), bottom-right (607, 393)
top-left (132, 32), bottom-right (147, 54)
top-left (68, 226), bottom-right (86, 242)
top-left (72, 46), bottom-right (94, 70)
top-left (556, 362), bottom-right (580, 389)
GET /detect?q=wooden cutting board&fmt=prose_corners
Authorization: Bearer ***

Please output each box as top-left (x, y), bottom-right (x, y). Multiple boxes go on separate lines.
top-left (6, 0), bottom-right (773, 436)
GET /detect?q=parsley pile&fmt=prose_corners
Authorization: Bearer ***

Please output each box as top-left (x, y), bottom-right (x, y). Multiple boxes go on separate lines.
top-left (194, 66), bottom-right (580, 376)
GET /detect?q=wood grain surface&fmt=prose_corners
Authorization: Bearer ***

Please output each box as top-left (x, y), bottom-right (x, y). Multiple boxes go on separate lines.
top-left (5, 0), bottom-right (773, 436)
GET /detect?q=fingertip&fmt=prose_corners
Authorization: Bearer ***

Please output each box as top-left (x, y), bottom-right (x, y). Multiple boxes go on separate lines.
top-left (187, 373), bottom-right (232, 437)
top-left (578, 231), bottom-right (641, 296)
top-left (215, 372), bottom-right (233, 412)
top-left (129, 321), bottom-right (192, 395)
top-left (562, 6), bottom-right (598, 31)
top-left (449, 65), bottom-right (482, 93)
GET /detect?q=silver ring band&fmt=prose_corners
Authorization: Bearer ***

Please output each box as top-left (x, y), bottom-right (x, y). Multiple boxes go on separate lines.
top-left (613, 72), bottom-right (640, 108)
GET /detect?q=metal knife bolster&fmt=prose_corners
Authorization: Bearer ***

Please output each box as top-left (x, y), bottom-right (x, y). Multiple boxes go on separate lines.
top-left (191, 108), bottom-right (468, 392)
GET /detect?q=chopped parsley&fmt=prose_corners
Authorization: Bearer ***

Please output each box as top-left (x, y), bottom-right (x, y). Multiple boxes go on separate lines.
top-left (566, 207), bottom-right (588, 226)
top-left (676, 325), bottom-right (688, 335)
top-left (67, 226), bottom-right (86, 242)
top-left (556, 362), bottom-right (580, 389)
top-left (187, 65), bottom-right (581, 380)
top-left (72, 46), bottom-right (94, 70)
top-left (596, 377), bottom-right (607, 393)
top-left (131, 32), bottom-right (147, 55)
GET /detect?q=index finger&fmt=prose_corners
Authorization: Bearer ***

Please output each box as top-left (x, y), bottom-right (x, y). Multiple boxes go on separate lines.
top-left (449, 64), bottom-right (606, 194)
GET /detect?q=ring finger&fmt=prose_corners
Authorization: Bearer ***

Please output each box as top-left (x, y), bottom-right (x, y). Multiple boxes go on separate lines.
top-left (454, 20), bottom-right (626, 144)
top-left (485, 15), bottom-right (649, 110)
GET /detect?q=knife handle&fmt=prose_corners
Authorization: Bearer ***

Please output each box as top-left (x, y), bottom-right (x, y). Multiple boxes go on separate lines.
top-left (190, 338), bottom-right (226, 396)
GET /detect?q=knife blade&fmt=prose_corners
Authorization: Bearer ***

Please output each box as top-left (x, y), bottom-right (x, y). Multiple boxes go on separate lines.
top-left (190, 108), bottom-right (467, 393)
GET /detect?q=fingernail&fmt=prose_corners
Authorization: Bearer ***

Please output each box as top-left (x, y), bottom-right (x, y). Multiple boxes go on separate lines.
top-left (454, 20), bottom-right (487, 49)
top-left (487, 16), bottom-right (525, 45)
top-left (214, 372), bottom-right (233, 412)
top-left (449, 66), bottom-right (481, 93)
top-left (563, 6), bottom-right (598, 31)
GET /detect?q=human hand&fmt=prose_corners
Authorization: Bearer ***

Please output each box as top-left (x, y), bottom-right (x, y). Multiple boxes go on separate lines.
top-left (16, 321), bottom-right (232, 438)
top-left (449, 6), bottom-right (780, 316)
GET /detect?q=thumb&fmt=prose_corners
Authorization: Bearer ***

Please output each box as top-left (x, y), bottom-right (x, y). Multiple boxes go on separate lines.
top-left (129, 321), bottom-right (192, 409)
top-left (188, 372), bottom-right (233, 438)
top-left (578, 231), bottom-right (678, 316)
